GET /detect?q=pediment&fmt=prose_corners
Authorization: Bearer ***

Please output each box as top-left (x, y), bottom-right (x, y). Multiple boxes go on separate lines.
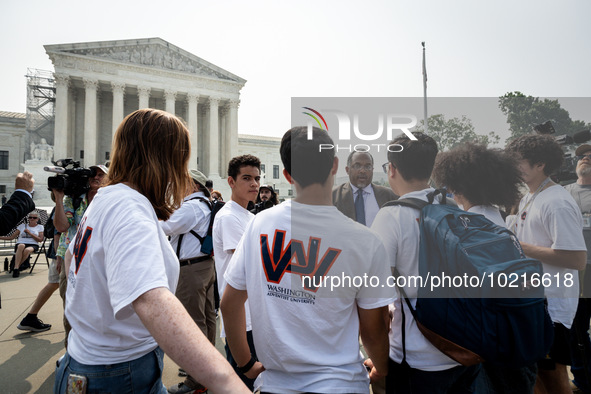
top-left (45, 38), bottom-right (245, 84)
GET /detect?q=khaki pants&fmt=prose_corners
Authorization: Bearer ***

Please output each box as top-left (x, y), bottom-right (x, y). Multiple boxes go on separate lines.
top-left (176, 258), bottom-right (216, 389)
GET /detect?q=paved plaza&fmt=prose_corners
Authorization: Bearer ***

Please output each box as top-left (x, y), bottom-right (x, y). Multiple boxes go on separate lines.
top-left (0, 252), bottom-right (226, 394)
top-left (1, 252), bottom-right (582, 393)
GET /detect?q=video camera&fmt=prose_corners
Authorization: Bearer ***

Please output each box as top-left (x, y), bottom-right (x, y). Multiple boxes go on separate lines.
top-left (533, 121), bottom-right (591, 184)
top-left (250, 200), bottom-right (275, 215)
top-left (44, 159), bottom-right (96, 197)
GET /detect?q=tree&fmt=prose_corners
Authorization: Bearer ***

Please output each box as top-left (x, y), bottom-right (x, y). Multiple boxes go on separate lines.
top-left (414, 114), bottom-right (500, 151)
top-left (499, 92), bottom-right (589, 140)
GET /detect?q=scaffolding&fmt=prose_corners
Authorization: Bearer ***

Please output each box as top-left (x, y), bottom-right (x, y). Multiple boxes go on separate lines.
top-left (25, 68), bottom-right (55, 162)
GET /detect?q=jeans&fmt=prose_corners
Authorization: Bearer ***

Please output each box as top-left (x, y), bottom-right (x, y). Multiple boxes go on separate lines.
top-left (386, 358), bottom-right (481, 394)
top-left (54, 347), bottom-right (167, 394)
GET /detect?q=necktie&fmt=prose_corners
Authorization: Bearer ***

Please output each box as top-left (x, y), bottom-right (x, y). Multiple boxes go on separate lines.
top-left (355, 189), bottom-right (366, 225)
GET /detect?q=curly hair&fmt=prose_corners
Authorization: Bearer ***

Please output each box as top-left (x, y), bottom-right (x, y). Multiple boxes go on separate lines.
top-left (432, 143), bottom-right (522, 209)
top-left (227, 154), bottom-right (261, 180)
top-left (505, 134), bottom-right (564, 176)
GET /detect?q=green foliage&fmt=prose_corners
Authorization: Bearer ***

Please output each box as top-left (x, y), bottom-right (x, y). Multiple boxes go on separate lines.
top-left (499, 91), bottom-right (589, 140)
top-left (414, 114), bottom-right (500, 151)
top-left (372, 177), bottom-right (389, 187)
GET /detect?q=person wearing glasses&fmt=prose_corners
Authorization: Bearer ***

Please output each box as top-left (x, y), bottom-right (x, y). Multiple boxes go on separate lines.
top-left (0, 211), bottom-right (44, 278)
top-left (16, 191), bottom-right (63, 332)
top-left (566, 143), bottom-right (591, 393)
top-left (332, 151), bottom-right (397, 227)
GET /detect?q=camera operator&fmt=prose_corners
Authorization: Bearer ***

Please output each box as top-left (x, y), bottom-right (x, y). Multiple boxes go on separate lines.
top-left (250, 184), bottom-right (278, 215)
top-left (54, 164), bottom-right (108, 349)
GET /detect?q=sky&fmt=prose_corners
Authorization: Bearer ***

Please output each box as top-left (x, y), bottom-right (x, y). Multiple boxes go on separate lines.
top-left (1, 0), bottom-right (590, 143)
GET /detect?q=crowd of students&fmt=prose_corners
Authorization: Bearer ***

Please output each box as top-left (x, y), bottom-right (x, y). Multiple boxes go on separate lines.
top-left (7, 107), bottom-right (591, 393)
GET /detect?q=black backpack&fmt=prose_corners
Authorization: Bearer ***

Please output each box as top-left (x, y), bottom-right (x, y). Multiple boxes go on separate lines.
top-left (43, 207), bottom-right (56, 239)
top-left (176, 198), bottom-right (225, 258)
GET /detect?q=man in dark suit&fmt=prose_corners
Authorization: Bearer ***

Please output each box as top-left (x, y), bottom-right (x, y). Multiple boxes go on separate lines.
top-left (332, 151), bottom-right (397, 226)
top-left (0, 172), bottom-right (35, 235)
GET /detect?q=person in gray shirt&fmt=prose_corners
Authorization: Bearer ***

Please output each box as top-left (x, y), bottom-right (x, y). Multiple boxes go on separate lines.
top-left (566, 143), bottom-right (591, 393)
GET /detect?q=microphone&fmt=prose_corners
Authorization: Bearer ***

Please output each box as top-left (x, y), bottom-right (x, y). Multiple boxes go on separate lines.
top-left (573, 129), bottom-right (591, 144)
top-left (44, 166), bottom-right (66, 174)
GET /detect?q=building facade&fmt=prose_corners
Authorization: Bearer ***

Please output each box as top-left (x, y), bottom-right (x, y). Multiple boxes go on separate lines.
top-left (0, 112), bottom-right (27, 199)
top-left (1, 38), bottom-right (292, 206)
top-left (45, 37), bottom-right (244, 179)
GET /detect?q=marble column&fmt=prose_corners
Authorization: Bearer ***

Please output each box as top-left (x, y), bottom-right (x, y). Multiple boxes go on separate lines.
top-left (83, 78), bottom-right (99, 166)
top-left (53, 73), bottom-right (70, 160)
top-left (68, 89), bottom-right (76, 159)
top-left (138, 86), bottom-right (151, 109)
top-left (186, 93), bottom-right (199, 169)
top-left (228, 100), bottom-right (239, 166)
top-left (164, 90), bottom-right (177, 115)
top-left (208, 97), bottom-right (220, 177)
top-left (111, 82), bottom-right (125, 141)
top-left (200, 106), bottom-right (209, 174)
top-left (219, 104), bottom-right (229, 177)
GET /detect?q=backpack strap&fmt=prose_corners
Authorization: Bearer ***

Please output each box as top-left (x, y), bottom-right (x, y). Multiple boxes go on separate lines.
top-left (393, 267), bottom-right (417, 367)
top-left (194, 197), bottom-right (213, 211)
top-left (383, 188), bottom-right (455, 210)
top-left (175, 196), bottom-right (211, 258)
top-left (175, 233), bottom-right (184, 258)
top-left (383, 197), bottom-right (429, 210)
top-left (384, 199), bottom-right (428, 362)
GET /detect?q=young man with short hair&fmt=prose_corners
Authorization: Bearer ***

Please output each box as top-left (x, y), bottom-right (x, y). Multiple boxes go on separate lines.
top-left (212, 154), bottom-right (261, 390)
top-left (371, 132), bottom-right (481, 393)
top-left (222, 127), bottom-right (393, 393)
top-left (506, 134), bottom-right (586, 394)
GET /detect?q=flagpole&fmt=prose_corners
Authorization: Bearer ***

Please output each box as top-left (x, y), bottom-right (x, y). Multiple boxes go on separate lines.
top-left (422, 41), bottom-right (429, 135)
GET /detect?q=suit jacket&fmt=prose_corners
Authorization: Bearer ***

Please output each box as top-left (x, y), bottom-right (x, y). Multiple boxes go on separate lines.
top-left (0, 191), bottom-right (35, 235)
top-left (332, 182), bottom-right (398, 222)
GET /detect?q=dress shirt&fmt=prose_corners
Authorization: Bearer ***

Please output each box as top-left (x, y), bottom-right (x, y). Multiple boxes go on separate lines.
top-left (349, 183), bottom-right (380, 227)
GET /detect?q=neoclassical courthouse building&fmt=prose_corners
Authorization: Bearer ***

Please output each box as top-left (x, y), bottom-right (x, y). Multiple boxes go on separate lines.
top-left (0, 38), bottom-right (290, 206)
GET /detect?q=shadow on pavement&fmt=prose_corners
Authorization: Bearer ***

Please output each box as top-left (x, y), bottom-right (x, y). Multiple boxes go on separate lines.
top-left (0, 333), bottom-right (63, 393)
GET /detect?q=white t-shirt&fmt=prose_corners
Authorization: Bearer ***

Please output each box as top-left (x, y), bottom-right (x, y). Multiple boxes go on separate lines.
top-left (371, 188), bottom-right (459, 371)
top-left (16, 223), bottom-right (44, 245)
top-left (66, 183), bottom-right (180, 365)
top-left (512, 184), bottom-right (586, 328)
top-left (565, 183), bottom-right (591, 265)
top-left (213, 200), bottom-right (254, 335)
top-left (225, 200), bottom-right (394, 394)
top-left (160, 191), bottom-right (210, 260)
top-left (468, 205), bottom-right (506, 227)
